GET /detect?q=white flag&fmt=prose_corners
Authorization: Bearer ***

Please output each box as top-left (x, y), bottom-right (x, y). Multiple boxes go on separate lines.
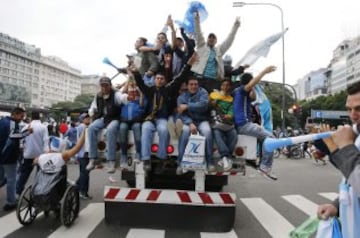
top-left (235, 28), bottom-right (288, 68)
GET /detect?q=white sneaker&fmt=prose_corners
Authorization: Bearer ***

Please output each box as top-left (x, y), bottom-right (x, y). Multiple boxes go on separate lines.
top-left (175, 119), bottom-right (183, 136)
top-left (259, 166), bottom-right (278, 180)
top-left (86, 159), bottom-right (95, 171)
top-left (220, 156), bottom-right (232, 171)
top-left (176, 166), bottom-right (183, 175)
top-left (207, 164), bottom-right (216, 173)
top-left (120, 156), bottom-right (127, 169)
top-left (107, 161), bottom-right (116, 174)
top-left (134, 153), bottom-right (140, 163)
top-left (167, 119), bottom-right (177, 139)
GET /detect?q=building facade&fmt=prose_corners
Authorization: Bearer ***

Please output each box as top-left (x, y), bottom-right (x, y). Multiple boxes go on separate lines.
top-left (295, 36), bottom-right (360, 100)
top-left (0, 32), bottom-right (82, 109)
top-left (81, 74), bottom-right (100, 95)
top-left (328, 37), bottom-right (360, 94)
top-left (295, 68), bottom-right (328, 101)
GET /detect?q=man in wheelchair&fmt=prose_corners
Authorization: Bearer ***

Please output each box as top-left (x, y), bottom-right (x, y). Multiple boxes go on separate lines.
top-left (17, 130), bottom-right (86, 226)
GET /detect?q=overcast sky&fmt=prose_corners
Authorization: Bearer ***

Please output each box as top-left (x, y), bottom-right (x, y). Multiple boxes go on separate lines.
top-left (1, 0), bottom-right (360, 86)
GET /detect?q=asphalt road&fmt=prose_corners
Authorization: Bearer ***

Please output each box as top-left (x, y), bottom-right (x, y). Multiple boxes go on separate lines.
top-left (0, 155), bottom-right (340, 237)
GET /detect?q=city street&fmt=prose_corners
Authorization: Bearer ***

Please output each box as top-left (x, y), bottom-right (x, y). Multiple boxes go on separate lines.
top-left (0, 155), bottom-right (341, 238)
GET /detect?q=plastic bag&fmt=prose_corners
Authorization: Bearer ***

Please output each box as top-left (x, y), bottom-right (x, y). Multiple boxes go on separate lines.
top-left (31, 167), bottom-right (66, 207)
top-left (175, 1), bottom-right (208, 34)
top-left (181, 133), bottom-right (206, 170)
top-left (315, 217), bottom-right (342, 238)
top-left (289, 216), bottom-right (319, 238)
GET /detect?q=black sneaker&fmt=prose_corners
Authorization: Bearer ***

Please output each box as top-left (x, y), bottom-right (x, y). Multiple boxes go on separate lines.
top-left (3, 203), bottom-right (17, 211)
top-left (79, 193), bottom-right (92, 200)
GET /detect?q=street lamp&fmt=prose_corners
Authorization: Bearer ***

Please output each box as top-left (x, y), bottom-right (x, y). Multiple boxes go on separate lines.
top-left (233, 1), bottom-right (286, 131)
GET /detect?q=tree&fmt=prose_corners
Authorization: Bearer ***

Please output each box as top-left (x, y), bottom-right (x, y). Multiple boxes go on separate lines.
top-left (50, 94), bottom-right (94, 122)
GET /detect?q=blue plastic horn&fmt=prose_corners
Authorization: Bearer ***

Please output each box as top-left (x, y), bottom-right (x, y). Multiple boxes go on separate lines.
top-left (102, 57), bottom-right (118, 69)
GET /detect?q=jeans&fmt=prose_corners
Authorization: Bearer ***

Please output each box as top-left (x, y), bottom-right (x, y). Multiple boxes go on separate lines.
top-left (141, 119), bottom-right (169, 160)
top-left (236, 122), bottom-right (274, 168)
top-left (213, 128), bottom-right (238, 158)
top-left (76, 156), bottom-right (89, 194)
top-left (119, 122), bottom-right (141, 159)
top-left (3, 163), bottom-right (17, 205)
top-left (16, 158), bottom-right (35, 195)
top-left (178, 121), bottom-right (213, 164)
top-left (88, 118), bottom-right (119, 161)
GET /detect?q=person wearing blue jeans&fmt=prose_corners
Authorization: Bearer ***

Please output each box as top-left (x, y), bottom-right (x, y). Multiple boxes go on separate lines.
top-left (233, 66), bottom-right (277, 180)
top-left (0, 107), bottom-right (29, 211)
top-left (119, 122), bottom-right (141, 166)
top-left (132, 55), bottom-right (196, 171)
top-left (209, 79), bottom-right (237, 171)
top-left (86, 77), bottom-right (128, 173)
top-left (177, 77), bottom-right (214, 174)
top-left (76, 113), bottom-right (91, 199)
top-left (118, 77), bottom-right (145, 168)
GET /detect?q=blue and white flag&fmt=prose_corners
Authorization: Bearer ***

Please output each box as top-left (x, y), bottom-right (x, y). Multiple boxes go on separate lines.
top-left (235, 28), bottom-right (288, 68)
top-left (175, 1), bottom-right (208, 35)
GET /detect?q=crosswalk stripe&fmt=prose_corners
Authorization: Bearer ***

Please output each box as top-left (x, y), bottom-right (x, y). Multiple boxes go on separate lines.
top-left (282, 195), bottom-right (318, 216)
top-left (0, 210), bottom-right (44, 237)
top-left (201, 229), bottom-right (238, 238)
top-left (126, 228), bottom-right (165, 238)
top-left (0, 211), bottom-right (25, 237)
top-left (48, 203), bottom-right (104, 238)
top-left (318, 192), bottom-right (338, 201)
top-left (240, 197), bottom-right (294, 238)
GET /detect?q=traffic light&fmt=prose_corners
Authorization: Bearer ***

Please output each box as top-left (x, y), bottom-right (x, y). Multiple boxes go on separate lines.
top-left (291, 104), bottom-right (303, 114)
top-left (292, 104), bottom-right (299, 113)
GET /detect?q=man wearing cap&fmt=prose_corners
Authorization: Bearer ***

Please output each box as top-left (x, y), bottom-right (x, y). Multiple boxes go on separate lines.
top-left (191, 12), bottom-right (241, 92)
top-left (16, 111), bottom-right (49, 197)
top-left (86, 77), bottom-right (128, 173)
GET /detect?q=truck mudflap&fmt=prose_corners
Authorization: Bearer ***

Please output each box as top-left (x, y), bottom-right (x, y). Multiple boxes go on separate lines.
top-left (104, 186), bottom-right (236, 232)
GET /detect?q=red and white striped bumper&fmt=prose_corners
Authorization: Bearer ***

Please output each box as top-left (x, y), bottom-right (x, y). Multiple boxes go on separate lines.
top-left (104, 186), bottom-right (236, 207)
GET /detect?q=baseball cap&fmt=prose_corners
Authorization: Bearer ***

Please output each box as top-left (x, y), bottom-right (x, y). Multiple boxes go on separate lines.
top-left (78, 113), bottom-right (90, 122)
top-left (99, 77), bottom-right (111, 85)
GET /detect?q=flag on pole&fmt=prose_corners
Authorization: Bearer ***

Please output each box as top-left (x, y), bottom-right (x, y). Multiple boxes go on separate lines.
top-left (235, 28), bottom-right (288, 68)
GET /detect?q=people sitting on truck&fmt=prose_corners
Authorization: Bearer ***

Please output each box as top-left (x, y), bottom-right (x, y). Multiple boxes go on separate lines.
top-left (132, 53), bottom-right (196, 171)
top-left (86, 76), bottom-right (128, 174)
top-left (233, 66), bottom-right (278, 180)
top-left (191, 11), bottom-right (241, 93)
top-left (133, 36), bottom-right (160, 86)
top-left (209, 79), bottom-right (237, 171)
top-left (176, 77), bottom-right (214, 174)
top-left (118, 76), bottom-right (146, 168)
top-left (167, 81), bottom-right (187, 139)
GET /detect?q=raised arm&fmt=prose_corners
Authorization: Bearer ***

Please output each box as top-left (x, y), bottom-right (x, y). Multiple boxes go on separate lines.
top-left (218, 17), bottom-right (241, 54)
top-left (194, 11), bottom-right (205, 47)
top-left (244, 66), bottom-right (276, 92)
top-left (62, 129), bottom-right (86, 161)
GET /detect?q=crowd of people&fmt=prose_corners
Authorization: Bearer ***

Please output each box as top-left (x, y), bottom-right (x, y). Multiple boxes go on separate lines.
top-left (1, 9), bottom-right (359, 236)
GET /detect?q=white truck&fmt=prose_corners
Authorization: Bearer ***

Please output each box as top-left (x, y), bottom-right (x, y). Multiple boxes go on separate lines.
top-left (99, 130), bottom-right (257, 231)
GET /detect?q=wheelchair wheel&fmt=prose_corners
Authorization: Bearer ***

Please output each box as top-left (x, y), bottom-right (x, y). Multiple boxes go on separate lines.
top-left (60, 185), bottom-right (80, 227)
top-left (16, 185), bottom-right (38, 225)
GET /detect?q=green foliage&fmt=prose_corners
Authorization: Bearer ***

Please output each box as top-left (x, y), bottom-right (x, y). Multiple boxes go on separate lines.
top-left (263, 82), bottom-right (347, 129)
top-left (50, 94), bottom-right (94, 122)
